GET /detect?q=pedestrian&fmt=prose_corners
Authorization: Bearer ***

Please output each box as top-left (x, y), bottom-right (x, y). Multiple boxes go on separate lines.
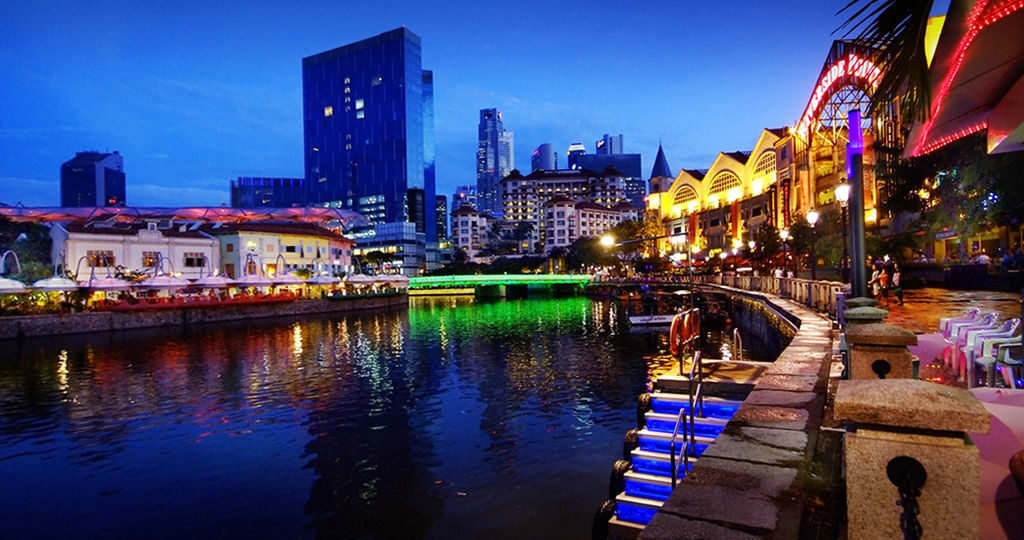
top-left (868, 263), bottom-right (883, 305)
top-left (892, 262), bottom-right (904, 306)
top-left (879, 264), bottom-right (891, 306)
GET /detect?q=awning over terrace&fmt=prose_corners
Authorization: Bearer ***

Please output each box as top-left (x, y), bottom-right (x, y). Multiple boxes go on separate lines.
top-left (904, 0), bottom-right (1024, 157)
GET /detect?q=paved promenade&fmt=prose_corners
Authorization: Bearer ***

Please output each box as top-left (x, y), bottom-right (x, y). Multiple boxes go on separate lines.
top-left (881, 287), bottom-right (1021, 334)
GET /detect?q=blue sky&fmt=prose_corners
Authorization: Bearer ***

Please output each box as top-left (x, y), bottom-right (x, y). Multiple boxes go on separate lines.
top-left (2, 0), bottom-right (869, 207)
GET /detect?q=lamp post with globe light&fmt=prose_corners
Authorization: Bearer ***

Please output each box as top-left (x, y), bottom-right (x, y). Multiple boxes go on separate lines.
top-left (807, 210), bottom-right (819, 280)
top-left (834, 180), bottom-right (851, 283)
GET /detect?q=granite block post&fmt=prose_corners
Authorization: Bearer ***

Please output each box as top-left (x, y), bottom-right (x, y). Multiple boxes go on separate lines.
top-left (835, 379), bottom-right (990, 540)
top-left (845, 322), bottom-right (916, 380)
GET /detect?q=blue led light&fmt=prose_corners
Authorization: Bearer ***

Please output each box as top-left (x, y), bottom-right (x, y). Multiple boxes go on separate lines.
top-left (616, 502), bottom-right (659, 524)
top-left (625, 479), bottom-right (672, 501)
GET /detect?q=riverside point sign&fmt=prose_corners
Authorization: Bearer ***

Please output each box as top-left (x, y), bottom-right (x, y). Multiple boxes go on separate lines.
top-left (796, 52), bottom-right (883, 139)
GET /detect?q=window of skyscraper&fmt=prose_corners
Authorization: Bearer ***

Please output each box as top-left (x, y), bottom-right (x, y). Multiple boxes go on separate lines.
top-left (324, 106), bottom-right (333, 117)
top-left (355, 99), bottom-right (364, 110)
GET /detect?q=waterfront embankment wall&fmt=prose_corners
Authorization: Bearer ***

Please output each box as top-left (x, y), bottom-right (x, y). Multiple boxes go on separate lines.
top-left (641, 285), bottom-right (835, 539)
top-left (0, 294), bottom-right (409, 341)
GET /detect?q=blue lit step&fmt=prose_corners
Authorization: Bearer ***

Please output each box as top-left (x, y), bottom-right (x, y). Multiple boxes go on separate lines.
top-left (630, 448), bottom-right (697, 478)
top-left (644, 412), bottom-right (728, 438)
top-left (637, 428), bottom-right (714, 455)
top-left (648, 393), bottom-right (742, 419)
top-left (623, 470), bottom-right (678, 501)
top-left (614, 493), bottom-right (663, 525)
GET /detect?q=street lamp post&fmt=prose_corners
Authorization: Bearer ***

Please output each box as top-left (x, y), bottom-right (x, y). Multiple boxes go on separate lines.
top-left (807, 210), bottom-right (819, 281)
top-left (780, 228), bottom-right (790, 275)
top-left (835, 181), bottom-right (851, 283)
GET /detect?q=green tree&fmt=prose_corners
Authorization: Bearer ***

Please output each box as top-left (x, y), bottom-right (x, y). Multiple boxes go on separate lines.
top-left (749, 222), bottom-right (781, 269)
top-left (565, 237), bottom-right (615, 271)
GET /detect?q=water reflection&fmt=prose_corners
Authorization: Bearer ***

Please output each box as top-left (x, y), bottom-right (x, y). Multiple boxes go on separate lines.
top-left (0, 297), bottom-right (752, 539)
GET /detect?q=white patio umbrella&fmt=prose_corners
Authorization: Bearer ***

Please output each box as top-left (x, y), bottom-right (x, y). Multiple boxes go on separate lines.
top-left (234, 274), bottom-right (274, 288)
top-left (193, 274), bottom-right (236, 288)
top-left (79, 275), bottom-right (131, 291)
top-left (306, 274), bottom-right (340, 286)
top-left (0, 250), bottom-right (28, 294)
top-left (32, 275), bottom-right (79, 292)
top-left (135, 273), bottom-right (191, 290)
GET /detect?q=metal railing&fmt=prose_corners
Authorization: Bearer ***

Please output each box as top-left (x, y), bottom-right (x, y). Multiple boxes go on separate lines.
top-left (674, 274), bottom-right (846, 319)
top-left (668, 406), bottom-right (688, 489)
top-left (733, 327), bottom-right (743, 362)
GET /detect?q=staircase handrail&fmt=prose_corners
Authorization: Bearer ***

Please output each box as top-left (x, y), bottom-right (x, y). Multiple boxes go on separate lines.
top-left (733, 327), bottom-right (743, 363)
top-left (668, 406), bottom-right (689, 489)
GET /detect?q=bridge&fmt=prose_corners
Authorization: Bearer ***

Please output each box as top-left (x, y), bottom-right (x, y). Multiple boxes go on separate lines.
top-left (409, 274), bottom-right (594, 297)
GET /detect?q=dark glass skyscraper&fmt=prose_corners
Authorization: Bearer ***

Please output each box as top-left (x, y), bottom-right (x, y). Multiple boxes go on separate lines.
top-left (476, 108), bottom-right (513, 217)
top-left (302, 27), bottom-right (436, 241)
top-left (60, 151), bottom-right (125, 207)
top-left (230, 177), bottom-right (305, 208)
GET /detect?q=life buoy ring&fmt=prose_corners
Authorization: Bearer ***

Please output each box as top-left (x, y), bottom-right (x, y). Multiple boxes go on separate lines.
top-left (669, 312), bottom-right (689, 356)
top-left (708, 302), bottom-right (720, 315)
top-left (657, 303), bottom-right (670, 315)
top-left (633, 303), bottom-right (645, 315)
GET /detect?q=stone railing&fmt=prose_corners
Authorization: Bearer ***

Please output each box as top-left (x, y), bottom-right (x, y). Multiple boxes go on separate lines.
top-left (677, 274), bottom-right (847, 318)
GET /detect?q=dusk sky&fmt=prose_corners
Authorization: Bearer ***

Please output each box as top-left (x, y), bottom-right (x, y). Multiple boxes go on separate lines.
top-left (0, 1), bottom-right (930, 208)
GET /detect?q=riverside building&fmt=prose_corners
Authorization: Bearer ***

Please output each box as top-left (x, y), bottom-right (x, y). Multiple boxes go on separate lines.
top-left (60, 151), bottom-right (126, 207)
top-left (476, 108), bottom-right (514, 217)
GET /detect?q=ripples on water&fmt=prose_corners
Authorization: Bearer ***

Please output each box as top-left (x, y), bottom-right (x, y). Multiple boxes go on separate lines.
top-left (0, 296), bottom-right (759, 539)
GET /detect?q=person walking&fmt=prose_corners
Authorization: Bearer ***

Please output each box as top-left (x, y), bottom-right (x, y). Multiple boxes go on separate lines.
top-left (868, 263), bottom-right (884, 305)
top-left (892, 262), bottom-right (904, 305)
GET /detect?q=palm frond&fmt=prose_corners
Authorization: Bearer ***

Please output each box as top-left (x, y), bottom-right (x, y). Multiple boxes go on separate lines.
top-left (837, 0), bottom-right (935, 122)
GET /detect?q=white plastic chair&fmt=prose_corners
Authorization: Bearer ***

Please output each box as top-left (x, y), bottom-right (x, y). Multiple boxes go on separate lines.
top-left (944, 313), bottom-right (999, 370)
top-left (974, 335), bottom-right (1023, 387)
top-left (963, 319), bottom-right (1020, 385)
top-left (996, 339), bottom-right (1024, 388)
top-left (940, 308), bottom-right (981, 339)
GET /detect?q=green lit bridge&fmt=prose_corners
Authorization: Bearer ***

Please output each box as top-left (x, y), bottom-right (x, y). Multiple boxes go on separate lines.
top-left (409, 274), bottom-right (594, 297)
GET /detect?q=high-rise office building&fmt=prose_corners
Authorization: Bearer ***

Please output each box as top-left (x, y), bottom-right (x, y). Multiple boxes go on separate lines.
top-left (435, 195), bottom-right (448, 240)
top-left (302, 27), bottom-right (436, 242)
top-left (476, 108), bottom-right (513, 217)
top-left (531, 143), bottom-right (556, 171)
top-left (60, 151), bottom-right (125, 207)
top-left (567, 142), bottom-right (587, 169)
top-left (230, 177), bottom-right (305, 208)
top-left (595, 133), bottom-right (623, 155)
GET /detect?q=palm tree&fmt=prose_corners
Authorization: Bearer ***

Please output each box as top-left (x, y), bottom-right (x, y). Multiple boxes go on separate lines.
top-left (838, 0), bottom-right (935, 122)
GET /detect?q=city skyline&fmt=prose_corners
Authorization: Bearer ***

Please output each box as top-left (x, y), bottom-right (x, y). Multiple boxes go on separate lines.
top-left (1, 1), bottom-right (926, 208)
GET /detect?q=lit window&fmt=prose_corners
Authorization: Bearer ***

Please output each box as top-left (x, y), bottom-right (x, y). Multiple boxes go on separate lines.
top-left (323, 106), bottom-right (333, 117)
top-left (372, 76), bottom-right (383, 86)
top-left (355, 99), bottom-right (364, 110)
top-left (344, 77), bottom-right (351, 84)
top-left (356, 110), bottom-right (364, 119)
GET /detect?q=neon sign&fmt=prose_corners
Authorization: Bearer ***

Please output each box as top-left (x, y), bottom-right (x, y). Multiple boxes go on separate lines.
top-left (796, 53), bottom-right (882, 138)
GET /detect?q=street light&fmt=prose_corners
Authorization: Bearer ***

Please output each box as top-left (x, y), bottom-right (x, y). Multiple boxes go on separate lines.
top-left (600, 234), bottom-right (616, 248)
top-left (780, 228), bottom-right (790, 275)
top-left (807, 210), bottom-right (819, 280)
top-left (835, 180), bottom-right (851, 283)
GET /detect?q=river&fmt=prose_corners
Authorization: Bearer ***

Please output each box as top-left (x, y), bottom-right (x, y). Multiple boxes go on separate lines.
top-left (0, 296), bottom-right (765, 539)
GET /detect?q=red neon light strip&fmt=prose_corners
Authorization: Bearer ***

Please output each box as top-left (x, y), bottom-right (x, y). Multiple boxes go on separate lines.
top-left (912, 0), bottom-right (1024, 155)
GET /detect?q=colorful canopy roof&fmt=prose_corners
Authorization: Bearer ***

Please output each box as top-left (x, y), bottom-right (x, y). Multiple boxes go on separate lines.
top-left (0, 206), bottom-right (368, 229)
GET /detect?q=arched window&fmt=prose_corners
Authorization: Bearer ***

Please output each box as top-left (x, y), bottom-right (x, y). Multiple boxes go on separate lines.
top-left (673, 185), bottom-right (699, 206)
top-left (754, 152), bottom-right (776, 177)
top-left (708, 171), bottom-right (741, 197)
